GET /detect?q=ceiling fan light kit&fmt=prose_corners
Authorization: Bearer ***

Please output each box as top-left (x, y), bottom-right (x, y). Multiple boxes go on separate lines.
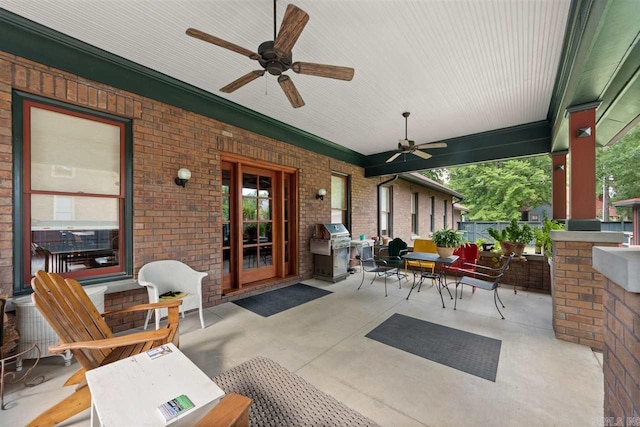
top-left (385, 112), bottom-right (447, 163)
top-left (186, 1), bottom-right (354, 108)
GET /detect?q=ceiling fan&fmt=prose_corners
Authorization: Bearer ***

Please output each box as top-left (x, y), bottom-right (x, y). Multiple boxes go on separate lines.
top-left (386, 112), bottom-right (448, 163)
top-left (186, 1), bottom-right (355, 108)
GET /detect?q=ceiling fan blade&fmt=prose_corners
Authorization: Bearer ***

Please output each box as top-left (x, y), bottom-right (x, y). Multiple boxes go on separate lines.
top-left (414, 142), bottom-right (448, 150)
top-left (186, 28), bottom-right (259, 59)
top-left (278, 75), bottom-right (305, 108)
top-left (291, 62), bottom-right (355, 81)
top-left (273, 4), bottom-right (309, 54)
top-left (386, 152), bottom-right (402, 163)
top-left (220, 70), bottom-right (265, 93)
top-left (411, 150), bottom-right (433, 160)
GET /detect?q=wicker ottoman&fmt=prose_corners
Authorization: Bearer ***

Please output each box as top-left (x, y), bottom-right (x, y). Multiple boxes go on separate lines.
top-left (213, 357), bottom-right (378, 427)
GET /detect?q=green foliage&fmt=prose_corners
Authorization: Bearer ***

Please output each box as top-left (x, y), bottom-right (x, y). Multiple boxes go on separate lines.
top-left (432, 228), bottom-right (465, 247)
top-left (596, 124), bottom-right (640, 218)
top-left (487, 219), bottom-right (534, 244)
top-left (534, 214), bottom-right (564, 256)
top-left (447, 156), bottom-right (551, 221)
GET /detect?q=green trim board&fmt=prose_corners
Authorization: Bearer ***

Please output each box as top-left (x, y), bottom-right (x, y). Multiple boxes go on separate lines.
top-left (364, 121), bottom-right (551, 178)
top-left (12, 91), bottom-right (134, 295)
top-left (548, 0), bottom-right (640, 151)
top-left (0, 9), bottom-right (365, 166)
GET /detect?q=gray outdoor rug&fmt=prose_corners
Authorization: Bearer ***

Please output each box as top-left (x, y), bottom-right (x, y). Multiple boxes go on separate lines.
top-left (233, 283), bottom-right (332, 317)
top-left (366, 313), bottom-right (502, 381)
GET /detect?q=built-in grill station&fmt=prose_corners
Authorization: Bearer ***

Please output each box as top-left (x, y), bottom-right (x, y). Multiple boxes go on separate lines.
top-left (310, 223), bottom-right (351, 282)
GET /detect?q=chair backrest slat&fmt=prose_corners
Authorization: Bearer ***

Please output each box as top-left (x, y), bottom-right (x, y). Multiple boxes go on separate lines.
top-left (31, 271), bottom-right (111, 369)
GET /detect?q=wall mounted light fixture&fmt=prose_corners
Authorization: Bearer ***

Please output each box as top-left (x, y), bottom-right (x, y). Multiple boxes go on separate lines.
top-left (175, 168), bottom-right (191, 187)
top-left (316, 188), bottom-right (327, 201)
top-left (577, 127), bottom-right (592, 138)
top-left (555, 164), bottom-right (565, 171)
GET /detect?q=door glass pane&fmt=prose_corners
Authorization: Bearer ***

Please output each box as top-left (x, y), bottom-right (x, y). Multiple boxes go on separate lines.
top-left (222, 197), bottom-right (230, 221)
top-left (222, 169), bottom-right (230, 194)
top-left (30, 107), bottom-right (121, 195)
top-left (259, 245), bottom-right (273, 267)
top-left (258, 176), bottom-right (272, 197)
top-left (242, 198), bottom-right (257, 220)
top-left (243, 222), bottom-right (258, 243)
top-left (222, 223), bottom-right (231, 247)
top-left (243, 246), bottom-right (257, 270)
top-left (259, 223), bottom-right (273, 243)
top-left (222, 249), bottom-right (230, 274)
top-left (258, 199), bottom-right (271, 220)
top-left (242, 174), bottom-right (258, 197)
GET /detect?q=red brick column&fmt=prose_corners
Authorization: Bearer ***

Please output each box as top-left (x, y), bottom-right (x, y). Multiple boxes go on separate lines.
top-left (550, 231), bottom-right (623, 350)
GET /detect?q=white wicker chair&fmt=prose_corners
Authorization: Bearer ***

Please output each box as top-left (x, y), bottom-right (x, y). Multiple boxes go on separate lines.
top-left (138, 260), bottom-right (207, 329)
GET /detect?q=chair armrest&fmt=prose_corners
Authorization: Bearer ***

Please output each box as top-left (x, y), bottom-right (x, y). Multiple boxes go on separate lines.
top-left (49, 329), bottom-right (170, 353)
top-left (463, 270), bottom-right (501, 280)
top-left (101, 300), bottom-right (182, 317)
top-left (462, 262), bottom-right (501, 272)
top-left (195, 393), bottom-right (252, 427)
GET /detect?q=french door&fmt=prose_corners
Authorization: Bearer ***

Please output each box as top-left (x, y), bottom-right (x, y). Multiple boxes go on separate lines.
top-left (221, 158), bottom-right (297, 291)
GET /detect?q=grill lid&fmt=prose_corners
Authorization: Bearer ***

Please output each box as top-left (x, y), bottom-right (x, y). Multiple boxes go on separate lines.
top-left (316, 223), bottom-right (350, 239)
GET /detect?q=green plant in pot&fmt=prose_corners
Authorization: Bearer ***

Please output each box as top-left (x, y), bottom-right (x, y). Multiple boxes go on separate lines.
top-left (487, 218), bottom-right (534, 258)
top-left (534, 214), bottom-right (565, 257)
top-left (432, 228), bottom-right (464, 258)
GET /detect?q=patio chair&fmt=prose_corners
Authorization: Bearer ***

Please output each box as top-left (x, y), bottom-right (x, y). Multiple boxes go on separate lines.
top-left (404, 239), bottom-right (437, 276)
top-left (138, 260), bottom-right (208, 330)
top-left (443, 243), bottom-right (479, 293)
top-left (378, 237), bottom-right (409, 281)
top-left (453, 253), bottom-right (514, 319)
top-left (28, 270), bottom-right (181, 427)
top-left (357, 242), bottom-right (401, 297)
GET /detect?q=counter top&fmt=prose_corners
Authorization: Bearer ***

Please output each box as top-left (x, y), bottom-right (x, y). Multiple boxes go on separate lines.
top-left (592, 247), bottom-right (640, 293)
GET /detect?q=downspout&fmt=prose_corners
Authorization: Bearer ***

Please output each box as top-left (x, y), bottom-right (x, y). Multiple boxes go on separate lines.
top-left (377, 175), bottom-right (399, 238)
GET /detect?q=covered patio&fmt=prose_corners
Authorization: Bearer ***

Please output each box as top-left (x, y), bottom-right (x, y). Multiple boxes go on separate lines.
top-left (3, 275), bottom-right (603, 426)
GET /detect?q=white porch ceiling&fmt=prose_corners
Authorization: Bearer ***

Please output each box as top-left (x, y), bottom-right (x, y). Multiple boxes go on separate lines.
top-left (2, 0), bottom-right (571, 156)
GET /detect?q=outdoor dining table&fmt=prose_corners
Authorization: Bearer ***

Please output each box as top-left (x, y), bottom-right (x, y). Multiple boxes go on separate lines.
top-left (402, 252), bottom-right (459, 308)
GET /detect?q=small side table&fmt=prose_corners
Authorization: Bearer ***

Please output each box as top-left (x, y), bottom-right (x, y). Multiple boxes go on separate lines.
top-left (85, 343), bottom-right (225, 426)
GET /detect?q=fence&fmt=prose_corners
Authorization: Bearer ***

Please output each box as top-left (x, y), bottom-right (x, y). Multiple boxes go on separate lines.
top-left (458, 221), bottom-right (633, 245)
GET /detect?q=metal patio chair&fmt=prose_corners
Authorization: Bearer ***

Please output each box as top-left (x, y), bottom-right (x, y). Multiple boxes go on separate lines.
top-left (357, 242), bottom-right (401, 297)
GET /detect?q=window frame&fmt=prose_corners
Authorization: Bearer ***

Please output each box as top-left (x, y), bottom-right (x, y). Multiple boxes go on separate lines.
top-left (411, 192), bottom-right (419, 235)
top-left (330, 172), bottom-right (350, 230)
top-left (430, 196), bottom-right (435, 232)
top-left (443, 200), bottom-right (448, 229)
top-left (379, 185), bottom-right (393, 237)
top-left (12, 91), bottom-right (133, 295)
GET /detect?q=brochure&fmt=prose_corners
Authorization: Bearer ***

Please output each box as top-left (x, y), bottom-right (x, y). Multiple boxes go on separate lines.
top-left (146, 345), bottom-right (173, 360)
top-left (158, 394), bottom-right (195, 421)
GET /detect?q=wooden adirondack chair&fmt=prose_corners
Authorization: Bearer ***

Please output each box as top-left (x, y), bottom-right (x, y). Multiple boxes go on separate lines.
top-left (28, 270), bottom-right (182, 427)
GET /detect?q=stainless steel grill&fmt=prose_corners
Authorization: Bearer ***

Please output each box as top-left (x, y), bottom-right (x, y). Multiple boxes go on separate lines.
top-left (310, 223), bottom-right (351, 282)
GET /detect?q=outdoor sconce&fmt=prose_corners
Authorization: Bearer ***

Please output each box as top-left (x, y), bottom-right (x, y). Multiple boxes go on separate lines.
top-left (577, 127), bottom-right (592, 138)
top-left (316, 188), bottom-right (327, 201)
top-left (555, 164), bottom-right (565, 171)
top-left (175, 168), bottom-right (191, 187)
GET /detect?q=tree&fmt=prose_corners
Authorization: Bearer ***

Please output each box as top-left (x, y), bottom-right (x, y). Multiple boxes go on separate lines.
top-left (446, 156), bottom-right (551, 221)
top-left (596, 124), bottom-right (640, 218)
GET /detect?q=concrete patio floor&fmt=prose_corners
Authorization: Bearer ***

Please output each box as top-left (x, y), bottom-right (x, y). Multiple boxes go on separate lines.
top-left (1, 273), bottom-right (604, 426)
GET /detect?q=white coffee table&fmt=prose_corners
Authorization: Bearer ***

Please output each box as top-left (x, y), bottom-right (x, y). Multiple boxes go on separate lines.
top-left (85, 343), bottom-right (225, 426)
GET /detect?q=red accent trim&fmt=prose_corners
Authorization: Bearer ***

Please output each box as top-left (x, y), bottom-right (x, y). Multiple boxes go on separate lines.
top-left (568, 109), bottom-right (597, 219)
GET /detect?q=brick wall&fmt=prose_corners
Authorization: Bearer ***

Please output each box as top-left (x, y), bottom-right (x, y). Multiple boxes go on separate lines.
top-left (477, 253), bottom-right (551, 293)
top-left (551, 239), bottom-right (619, 350)
top-left (0, 51), bottom-right (461, 331)
top-left (603, 277), bottom-right (640, 421)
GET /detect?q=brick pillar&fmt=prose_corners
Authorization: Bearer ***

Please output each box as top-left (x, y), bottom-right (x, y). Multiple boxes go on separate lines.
top-left (551, 153), bottom-right (567, 220)
top-left (550, 231), bottom-right (623, 350)
top-left (592, 247), bottom-right (640, 422)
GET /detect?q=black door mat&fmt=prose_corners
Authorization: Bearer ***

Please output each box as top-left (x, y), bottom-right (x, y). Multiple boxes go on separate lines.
top-left (233, 283), bottom-right (332, 317)
top-left (366, 313), bottom-right (501, 381)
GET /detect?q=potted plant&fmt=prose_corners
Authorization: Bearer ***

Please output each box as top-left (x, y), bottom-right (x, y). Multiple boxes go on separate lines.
top-left (487, 218), bottom-right (534, 258)
top-left (432, 228), bottom-right (464, 258)
top-left (535, 214), bottom-right (565, 257)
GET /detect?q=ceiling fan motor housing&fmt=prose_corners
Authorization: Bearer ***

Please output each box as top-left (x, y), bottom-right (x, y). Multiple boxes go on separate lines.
top-left (258, 41), bottom-right (293, 75)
